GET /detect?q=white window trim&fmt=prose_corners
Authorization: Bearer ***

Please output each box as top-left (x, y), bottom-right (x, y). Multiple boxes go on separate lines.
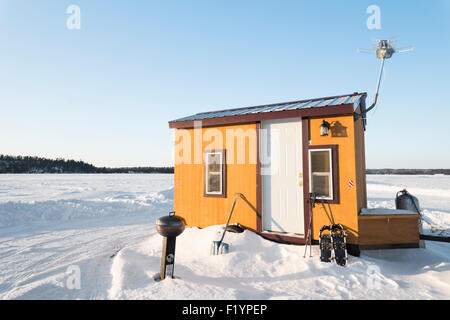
top-left (205, 151), bottom-right (223, 195)
top-left (309, 148), bottom-right (334, 200)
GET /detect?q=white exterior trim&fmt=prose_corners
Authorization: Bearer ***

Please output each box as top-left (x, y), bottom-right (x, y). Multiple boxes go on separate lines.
top-left (308, 148), bottom-right (334, 200)
top-left (205, 151), bottom-right (223, 195)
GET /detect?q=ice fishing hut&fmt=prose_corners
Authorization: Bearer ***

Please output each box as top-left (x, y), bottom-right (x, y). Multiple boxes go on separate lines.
top-left (168, 92), bottom-right (421, 251)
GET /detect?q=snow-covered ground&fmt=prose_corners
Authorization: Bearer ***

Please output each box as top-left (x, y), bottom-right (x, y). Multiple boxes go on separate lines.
top-left (0, 174), bottom-right (449, 299)
top-left (366, 175), bottom-right (450, 237)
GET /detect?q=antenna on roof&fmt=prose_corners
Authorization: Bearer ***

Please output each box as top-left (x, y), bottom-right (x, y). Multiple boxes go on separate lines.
top-left (357, 39), bottom-right (414, 123)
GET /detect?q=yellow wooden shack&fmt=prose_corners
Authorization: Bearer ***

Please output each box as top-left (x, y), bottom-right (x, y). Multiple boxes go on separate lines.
top-left (168, 92), bottom-right (420, 252)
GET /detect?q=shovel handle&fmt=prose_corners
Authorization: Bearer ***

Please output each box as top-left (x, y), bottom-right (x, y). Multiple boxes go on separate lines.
top-left (217, 193), bottom-right (259, 248)
top-left (218, 196), bottom-right (239, 245)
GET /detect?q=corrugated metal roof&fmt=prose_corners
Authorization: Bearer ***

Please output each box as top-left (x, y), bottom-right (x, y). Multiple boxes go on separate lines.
top-left (170, 93), bottom-right (365, 123)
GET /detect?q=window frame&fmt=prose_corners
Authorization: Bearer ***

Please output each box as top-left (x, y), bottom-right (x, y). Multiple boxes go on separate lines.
top-left (308, 145), bottom-right (339, 204)
top-left (204, 149), bottom-right (227, 198)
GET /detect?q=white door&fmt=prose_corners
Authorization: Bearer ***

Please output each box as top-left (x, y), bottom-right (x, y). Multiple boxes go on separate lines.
top-left (261, 118), bottom-right (304, 234)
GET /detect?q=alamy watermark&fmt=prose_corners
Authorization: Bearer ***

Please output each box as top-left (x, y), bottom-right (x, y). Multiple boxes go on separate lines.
top-left (366, 5), bottom-right (381, 30)
top-left (65, 264), bottom-right (81, 290)
top-left (366, 265), bottom-right (382, 290)
top-left (172, 120), bottom-right (286, 175)
top-left (66, 5), bottom-right (81, 30)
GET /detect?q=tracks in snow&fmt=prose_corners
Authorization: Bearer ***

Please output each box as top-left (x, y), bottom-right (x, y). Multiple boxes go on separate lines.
top-left (0, 215), bottom-right (158, 299)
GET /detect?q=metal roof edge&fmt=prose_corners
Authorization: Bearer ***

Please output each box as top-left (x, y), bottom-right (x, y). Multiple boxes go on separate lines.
top-left (169, 92), bottom-right (367, 125)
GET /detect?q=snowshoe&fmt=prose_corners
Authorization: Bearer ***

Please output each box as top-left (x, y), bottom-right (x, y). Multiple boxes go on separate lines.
top-left (319, 225), bottom-right (332, 262)
top-left (331, 224), bottom-right (347, 266)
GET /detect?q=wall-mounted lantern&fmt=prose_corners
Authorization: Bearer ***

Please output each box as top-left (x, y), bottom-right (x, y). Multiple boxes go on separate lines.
top-left (320, 120), bottom-right (331, 136)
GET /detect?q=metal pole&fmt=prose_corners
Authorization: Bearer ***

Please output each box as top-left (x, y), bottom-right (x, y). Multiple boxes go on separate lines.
top-left (365, 58), bottom-right (385, 114)
top-left (309, 222), bottom-right (313, 257)
top-left (303, 194), bottom-right (316, 258)
top-left (303, 220), bottom-right (311, 258)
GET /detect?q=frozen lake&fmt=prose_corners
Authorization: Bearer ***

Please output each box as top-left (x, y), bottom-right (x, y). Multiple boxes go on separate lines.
top-left (0, 174), bottom-right (448, 299)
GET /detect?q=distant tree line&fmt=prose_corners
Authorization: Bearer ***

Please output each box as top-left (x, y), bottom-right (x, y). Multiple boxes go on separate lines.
top-left (1, 155), bottom-right (447, 175)
top-left (0, 155), bottom-right (174, 174)
top-left (98, 167), bottom-right (174, 174)
top-left (366, 169), bottom-right (450, 175)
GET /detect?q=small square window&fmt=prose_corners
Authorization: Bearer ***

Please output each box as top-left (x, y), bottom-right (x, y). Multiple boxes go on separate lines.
top-left (309, 148), bottom-right (337, 201)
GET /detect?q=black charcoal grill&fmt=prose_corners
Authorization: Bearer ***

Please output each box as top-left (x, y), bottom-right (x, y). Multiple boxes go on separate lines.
top-left (155, 212), bottom-right (185, 280)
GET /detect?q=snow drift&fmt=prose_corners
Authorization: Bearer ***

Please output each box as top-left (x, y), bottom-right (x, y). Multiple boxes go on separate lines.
top-left (0, 174), bottom-right (449, 300)
top-left (108, 225), bottom-right (450, 300)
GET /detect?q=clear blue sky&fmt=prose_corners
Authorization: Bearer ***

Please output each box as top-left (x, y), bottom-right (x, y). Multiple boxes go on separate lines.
top-left (0, 1), bottom-right (449, 168)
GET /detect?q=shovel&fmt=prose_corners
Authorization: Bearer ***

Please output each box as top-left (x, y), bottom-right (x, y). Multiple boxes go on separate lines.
top-left (211, 194), bottom-right (241, 255)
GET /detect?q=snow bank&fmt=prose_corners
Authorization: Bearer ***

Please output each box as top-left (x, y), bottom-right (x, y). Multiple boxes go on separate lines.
top-left (0, 174), bottom-right (174, 227)
top-left (108, 225), bottom-right (450, 300)
top-left (0, 174), bottom-right (174, 203)
top-left (0, 174), bottom-right (173, 227)
top-left (0, 174), bottom-right (449, 300)
top-left (0, 191), bottom-right (172, 227)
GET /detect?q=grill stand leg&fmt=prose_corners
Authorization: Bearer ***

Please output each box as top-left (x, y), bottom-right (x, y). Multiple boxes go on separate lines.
top-left (160, 236), bottom-right (176, 280)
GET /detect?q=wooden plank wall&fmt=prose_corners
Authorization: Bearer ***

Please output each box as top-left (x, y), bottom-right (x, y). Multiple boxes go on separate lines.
top-left (358, 214), bottom-right (420, 245)
top-left (309, 115), bottom-right (360, 243)
top-left (174, 123), bottom-right (258, 230)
